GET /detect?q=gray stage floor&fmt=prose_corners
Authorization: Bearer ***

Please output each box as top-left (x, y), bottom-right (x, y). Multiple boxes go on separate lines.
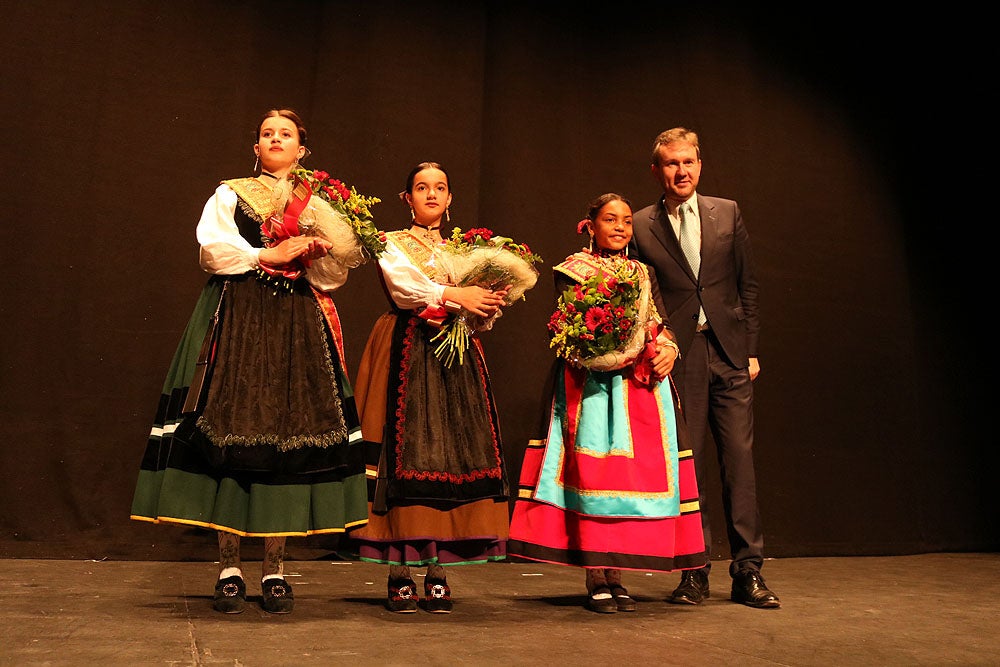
top-left (3, 552), bottom-right (997, 666)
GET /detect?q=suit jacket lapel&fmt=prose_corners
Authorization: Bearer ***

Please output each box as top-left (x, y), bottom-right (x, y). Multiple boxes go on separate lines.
top-left (696, 194), bottom-right (716, 271)
top-left (648, 198), bottom-right (697, 283)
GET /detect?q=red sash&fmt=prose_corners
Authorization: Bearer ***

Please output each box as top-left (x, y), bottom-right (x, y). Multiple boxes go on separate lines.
top-left (258, 176), bottom-right (313, 280)
top-left (312, 286), bottom-right (348, 376)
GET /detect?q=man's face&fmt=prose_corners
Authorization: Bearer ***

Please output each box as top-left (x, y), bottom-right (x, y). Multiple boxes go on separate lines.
top-left (651, 141), bottom-right (701, 204)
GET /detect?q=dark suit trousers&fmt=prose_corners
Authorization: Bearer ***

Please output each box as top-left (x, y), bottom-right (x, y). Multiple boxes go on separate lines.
top-left (673, 329), bottom-right (764, 578)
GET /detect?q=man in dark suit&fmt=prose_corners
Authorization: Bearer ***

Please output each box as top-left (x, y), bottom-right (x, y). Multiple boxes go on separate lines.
top-left (630, 127), bottom-right (779, 608)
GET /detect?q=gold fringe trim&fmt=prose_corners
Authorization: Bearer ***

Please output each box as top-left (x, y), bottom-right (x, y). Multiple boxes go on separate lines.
top-left (224, 177), bottom-right (278, 221)
top-left (386, 230), bottom-right (441, 280)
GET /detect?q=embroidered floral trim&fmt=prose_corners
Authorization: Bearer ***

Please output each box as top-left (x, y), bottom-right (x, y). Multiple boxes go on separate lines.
top-left (196, 417), bottom-right (348, 452)
top-left (392, 317), bottom-right (503, 483)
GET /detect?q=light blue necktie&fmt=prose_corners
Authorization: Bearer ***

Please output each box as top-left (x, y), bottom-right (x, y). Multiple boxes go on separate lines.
top-left (678, 203), bottom-right (700, 277)
top-left (678, 203), bottom-right (707, 327)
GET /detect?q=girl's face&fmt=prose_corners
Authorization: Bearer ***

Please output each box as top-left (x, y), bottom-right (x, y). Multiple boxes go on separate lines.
top-left (591, 199), bottom-right (633, 252)
top-left (255, 115), bottom-right (304, 174)
top-left (406, 167), bottom-right (452, 226)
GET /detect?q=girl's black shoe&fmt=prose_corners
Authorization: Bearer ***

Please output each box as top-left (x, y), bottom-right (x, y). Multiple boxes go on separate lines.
top-left (261, 578), bottom-right (294, 614)
top-left (586, 586), bottom-right (618, 614)
top-left (610, 585), bottom-right (637, 612)
top-left (213, 575), bottom-right (246, 614)
top-left (423, 578), bottom-right (453, 614)
top-left (387, 578), bottom-right (419, 613)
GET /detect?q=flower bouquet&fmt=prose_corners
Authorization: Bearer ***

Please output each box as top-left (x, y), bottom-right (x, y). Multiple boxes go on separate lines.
top-left (429, 227), bottom-right (543, 367)
top-left (548, 257), bottom-right (651, 371)
top-left (290, 167), bottom-right (386, 264)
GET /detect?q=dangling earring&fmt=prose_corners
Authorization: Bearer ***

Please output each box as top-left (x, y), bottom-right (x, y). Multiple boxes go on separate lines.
top-left (625, 244), bottom-right (629, 257)
top-left (253, 155), bottom-right (260, 175)
top-left (446, 208), bottom-right (451, 223)
top-left (588, 234), bottom-right (595, 253)
top-left (410, 208), bottom-right (416, 222)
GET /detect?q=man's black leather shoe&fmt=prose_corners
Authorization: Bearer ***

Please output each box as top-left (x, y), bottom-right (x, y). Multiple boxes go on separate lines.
top-left (731, 570), bottom-right (780, 608)
top-left (668, 568), bottom-right (710, 605)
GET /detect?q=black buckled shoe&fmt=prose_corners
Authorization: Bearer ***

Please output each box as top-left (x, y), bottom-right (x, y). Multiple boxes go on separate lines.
top-left (423, 578), bottom-right (453, 614)
top-left (610, 585), bottom-right (637, 612)
top-left (261, 577), bottom-right (295, 614)
top-left (213, 575), bottom-right (246, 614)
top-left (387, 578), bottom-right (419, 613)
top-left (731, 570), bottom-right (780, 608)
top-left (669, 569), bottom-right (710, 605)
top-left (586, 586), bottom-right (618, 614)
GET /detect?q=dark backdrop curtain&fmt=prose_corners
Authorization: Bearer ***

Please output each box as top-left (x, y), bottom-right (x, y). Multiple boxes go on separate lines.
top-left (0, 1), bottom-right (994, 560)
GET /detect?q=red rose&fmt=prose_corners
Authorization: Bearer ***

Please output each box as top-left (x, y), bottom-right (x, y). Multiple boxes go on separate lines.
top-left (463, 227), bottom-right (493, 244)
